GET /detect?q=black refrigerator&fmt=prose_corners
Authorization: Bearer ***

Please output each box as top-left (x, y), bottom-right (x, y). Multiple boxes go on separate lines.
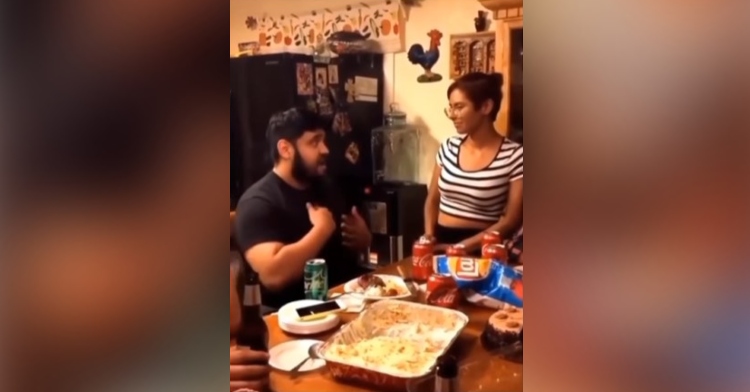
top-left (230, 53), bottom-right (385, 210)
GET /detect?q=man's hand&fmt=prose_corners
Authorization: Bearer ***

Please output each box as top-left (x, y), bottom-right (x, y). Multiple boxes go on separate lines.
top-left (230, 346), bottom-right (270, 392)
top-left (306, 203), bottom-right (335, 234)
top-left (342, 206), bottom-right (371, 251)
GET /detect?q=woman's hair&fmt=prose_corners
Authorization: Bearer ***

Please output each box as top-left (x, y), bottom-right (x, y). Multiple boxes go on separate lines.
top-left (447, 72), bottom-right (504, 120)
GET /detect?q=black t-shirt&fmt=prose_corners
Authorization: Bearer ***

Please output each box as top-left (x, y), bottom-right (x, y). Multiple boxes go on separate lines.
top-left (235, 171), bottom-right (363, 309)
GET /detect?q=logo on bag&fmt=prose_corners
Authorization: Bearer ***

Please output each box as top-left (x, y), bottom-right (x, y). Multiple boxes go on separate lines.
top-left (456, 258), bottom-right (479, 278)
top-left (448, 257), bottom-right (492, 280)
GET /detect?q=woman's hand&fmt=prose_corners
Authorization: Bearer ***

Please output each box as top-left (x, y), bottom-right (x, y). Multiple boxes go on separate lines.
top-left (230, 346), bottom-right (270, 392)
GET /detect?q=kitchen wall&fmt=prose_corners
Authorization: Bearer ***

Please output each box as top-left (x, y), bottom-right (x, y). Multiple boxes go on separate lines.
top-left (230, 0), bottom-right (492, 183)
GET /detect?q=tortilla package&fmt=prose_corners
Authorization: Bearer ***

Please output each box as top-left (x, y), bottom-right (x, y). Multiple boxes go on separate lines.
top-left (434, 256), bottom-right (523, 309)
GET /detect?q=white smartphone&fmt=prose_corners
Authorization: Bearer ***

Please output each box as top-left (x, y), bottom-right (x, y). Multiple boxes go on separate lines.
top-left (294, 299), bottom-right (347, 321)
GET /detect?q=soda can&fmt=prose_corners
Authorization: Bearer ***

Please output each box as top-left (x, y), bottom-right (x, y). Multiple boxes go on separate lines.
top-left (304, 259), bottom-right (328, 300)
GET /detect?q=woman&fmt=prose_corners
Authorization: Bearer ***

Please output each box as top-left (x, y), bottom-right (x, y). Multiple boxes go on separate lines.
top-left (423, 72), bottom-right (523, 253)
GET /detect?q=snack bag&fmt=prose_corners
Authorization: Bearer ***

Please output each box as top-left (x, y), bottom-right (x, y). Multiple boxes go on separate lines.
top-left (434, 256), bottom-right (523, 309)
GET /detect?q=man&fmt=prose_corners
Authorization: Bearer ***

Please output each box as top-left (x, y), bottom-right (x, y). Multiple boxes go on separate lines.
top-left (235, 107), bottom-right (371, 309)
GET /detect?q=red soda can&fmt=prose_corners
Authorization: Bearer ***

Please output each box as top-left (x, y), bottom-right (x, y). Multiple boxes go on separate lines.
top-left (481, 230), bottom-right (502, 256)
top-left (426, 274), bottom-right (461, 309)
top-left (412, 236), bottom-right (434, 283)
top-left (482, 243), bottom-right (509, 262)
top-left (446, 244), bottom-right (468, 257)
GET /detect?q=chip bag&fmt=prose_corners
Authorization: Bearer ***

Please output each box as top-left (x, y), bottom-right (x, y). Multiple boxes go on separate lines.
top-left (434, 256), bottom-right (523, 309)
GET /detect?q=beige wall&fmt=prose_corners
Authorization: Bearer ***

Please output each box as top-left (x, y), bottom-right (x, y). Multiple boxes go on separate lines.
top-left (230, 0), bottom-right (492, 183)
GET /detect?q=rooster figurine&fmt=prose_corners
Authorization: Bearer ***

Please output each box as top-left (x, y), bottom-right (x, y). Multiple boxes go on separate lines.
top-left (407, 29), bottom-right (443, 83)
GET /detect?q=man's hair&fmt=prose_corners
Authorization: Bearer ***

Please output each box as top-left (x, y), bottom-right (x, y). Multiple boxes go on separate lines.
top-left (266, 107), bottom-right (327, 163)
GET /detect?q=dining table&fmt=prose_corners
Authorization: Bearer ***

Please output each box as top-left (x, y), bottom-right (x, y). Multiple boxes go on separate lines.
top-left (265, 258), bottom-right (524, 392)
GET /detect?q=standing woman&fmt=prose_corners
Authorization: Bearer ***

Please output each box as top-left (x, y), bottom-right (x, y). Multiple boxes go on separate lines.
top-left (423, 72), bottom-right (523, 253)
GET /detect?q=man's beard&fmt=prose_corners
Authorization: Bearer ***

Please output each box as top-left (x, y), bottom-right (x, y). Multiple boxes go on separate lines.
top-left (291, 150), bottom-right (326, 184)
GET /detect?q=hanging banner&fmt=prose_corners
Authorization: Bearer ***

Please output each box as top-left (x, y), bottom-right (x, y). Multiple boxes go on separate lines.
top-left (247, 0), bottom-right (404, 55)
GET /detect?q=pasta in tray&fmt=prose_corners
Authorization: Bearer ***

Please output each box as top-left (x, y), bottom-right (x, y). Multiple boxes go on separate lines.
top-left (324, 336), bottom-right (443, 376)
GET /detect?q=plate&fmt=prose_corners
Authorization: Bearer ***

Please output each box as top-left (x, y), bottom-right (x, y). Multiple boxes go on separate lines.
top-left (343, 274), bottom-right (412, 301)
top-left (277, 300), bottom-right (340, 335)
top-left (269, 339), bottom-right (326, 372)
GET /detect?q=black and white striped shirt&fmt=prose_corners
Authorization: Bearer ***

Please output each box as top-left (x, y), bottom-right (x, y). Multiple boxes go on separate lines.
top-left (436, 135), bottom-right (523, 222)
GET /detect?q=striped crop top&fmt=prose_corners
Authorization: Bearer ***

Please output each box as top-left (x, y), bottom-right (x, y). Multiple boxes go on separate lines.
top-left (436, 135), bottom-right (523, 222)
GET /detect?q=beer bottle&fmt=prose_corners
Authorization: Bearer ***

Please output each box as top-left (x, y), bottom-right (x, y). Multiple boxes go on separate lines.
top-left (434, 354), bottom-right (459, 392)
top-left (231, 250), bottom-right (269, 352)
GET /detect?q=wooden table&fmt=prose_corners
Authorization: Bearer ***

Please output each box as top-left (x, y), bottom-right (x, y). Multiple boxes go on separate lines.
top-left (266, 259), bottom-right (523, 392)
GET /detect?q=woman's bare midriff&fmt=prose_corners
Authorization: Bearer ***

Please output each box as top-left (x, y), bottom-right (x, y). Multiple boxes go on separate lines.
top-left (438, 212), bottom-right (494, 230)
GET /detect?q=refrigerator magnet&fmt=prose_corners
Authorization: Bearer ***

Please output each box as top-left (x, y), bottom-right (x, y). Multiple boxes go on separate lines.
top-left (345, 141), bottom-right (360, 164)
top-left (344, 79), bottom-right (356, 103)
top-left (332, 112), bottom-right (352, 136)
top-left (316, 88), bottom-right (334, 116)
top-left (328, 64), bottom-right (339, 84)
top-left (296, 63), bottom-right (314, 95)
top-left (315, 66), bottom-right (328, 89)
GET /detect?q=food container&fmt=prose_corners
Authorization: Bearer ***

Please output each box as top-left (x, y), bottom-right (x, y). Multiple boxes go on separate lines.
top-left (318, 300), bottom-right (469, 391)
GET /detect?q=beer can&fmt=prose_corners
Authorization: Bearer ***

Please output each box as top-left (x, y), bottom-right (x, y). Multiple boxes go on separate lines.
top-left (304, 259), bottom-right (328, 300)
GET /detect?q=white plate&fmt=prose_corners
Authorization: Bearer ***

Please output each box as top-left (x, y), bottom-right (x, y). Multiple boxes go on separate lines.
top-left (277, 300), bottom-right (340, 335)
top-left (343, 274), bottom-right (412, 301)
top-left (269, 339), bottom-right (326, 372)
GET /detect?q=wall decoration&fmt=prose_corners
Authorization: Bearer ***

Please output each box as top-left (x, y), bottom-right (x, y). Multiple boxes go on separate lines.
top-left (360, 2), bottom-right (399, 39)
top-left (292, 12), bottom-right (323, 48)
top-left (246, 0), bottom-right (404, 55)
top-left (407, 29), bottom-right (444, 83)
top-left (448, 32), bottom-right (495, 79)
top-left (245, 16), bottom-right (259, 30)
top-left (296, 63), bottom-right (314, 95)
top-left (237, 41), bottom-right (259, 55)
top-left (259, 15), bottom-right (290, 49)
top-left (328, 64), bottom-right (339, 84)
top-left (331, 5), bottom-right (360, 34)
top-left (474, 11), bottom-right (489, 32)
top-left (359, 0), bottom-right (402, 53)
top-left (315, 66), bottom-right (328, 89)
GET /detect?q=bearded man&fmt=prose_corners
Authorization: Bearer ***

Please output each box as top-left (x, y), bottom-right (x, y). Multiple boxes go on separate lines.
top-left (234, 107), bottom-right (371, 309)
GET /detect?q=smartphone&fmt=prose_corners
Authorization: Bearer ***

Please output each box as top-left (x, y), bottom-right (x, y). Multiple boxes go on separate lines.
top-left (294, 299), bottom-right (347, 321)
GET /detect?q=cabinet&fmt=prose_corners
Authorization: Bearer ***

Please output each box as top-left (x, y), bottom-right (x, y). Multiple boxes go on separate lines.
top-left (477, 0), bottom-right (523, 140)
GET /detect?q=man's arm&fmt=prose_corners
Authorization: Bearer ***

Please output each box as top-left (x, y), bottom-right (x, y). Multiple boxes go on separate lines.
top-left (236, 199), bottom-right (335, 291)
